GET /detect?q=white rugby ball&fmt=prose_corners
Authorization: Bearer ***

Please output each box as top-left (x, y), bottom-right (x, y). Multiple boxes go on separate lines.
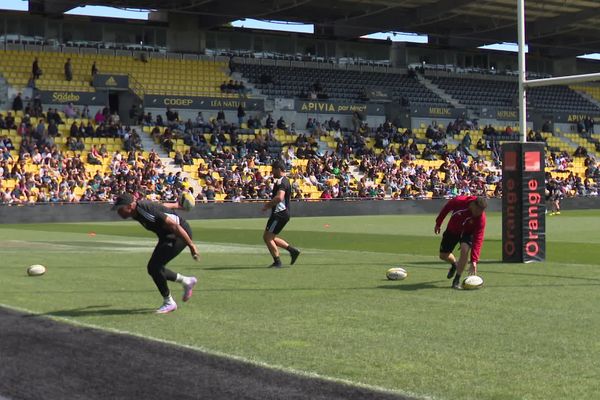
top-left (463, 275), bottom-right (484, 290)
top-left (386, 267), bottom-right (407, 281)
top-left (27, 264), bottom-right (46, 276)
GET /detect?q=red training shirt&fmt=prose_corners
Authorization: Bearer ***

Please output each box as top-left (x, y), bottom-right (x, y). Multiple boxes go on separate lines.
top-left (435, 195), bottom-right (486, 263)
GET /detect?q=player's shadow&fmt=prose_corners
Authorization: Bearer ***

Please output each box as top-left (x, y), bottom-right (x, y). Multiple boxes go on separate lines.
top-left (378, 280), bottom-right (445, 291)
top-left (28, 305), bottom-right (154, 317)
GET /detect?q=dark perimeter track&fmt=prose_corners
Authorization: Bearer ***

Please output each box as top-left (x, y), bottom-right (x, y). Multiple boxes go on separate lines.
top-left (0, 307), bottom-right (412, 400)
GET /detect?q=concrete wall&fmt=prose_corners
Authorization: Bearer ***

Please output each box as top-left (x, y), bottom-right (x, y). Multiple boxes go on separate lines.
top-left (1, 197), bottom-right (598, 224)
top-left (144, 107), bottom-right (386, 132)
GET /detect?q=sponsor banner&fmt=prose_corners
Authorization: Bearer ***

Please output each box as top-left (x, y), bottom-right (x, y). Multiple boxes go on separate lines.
top-left (554, 112), bottom-right (600, 123)
top-left (93, 74), bottom-right (129, 90)
top-left (502, 142), bottom-right (546, 262)
top-left (480, 108), bottom-right (518, 121)
top-left (144, 95), bottom-right (264, 111)
top-left (39, 90), bottom-right (107, 106)
top-left (410, 106), bottom-right (466, 119)
top-left (295, 100), bottom-right (385, 116)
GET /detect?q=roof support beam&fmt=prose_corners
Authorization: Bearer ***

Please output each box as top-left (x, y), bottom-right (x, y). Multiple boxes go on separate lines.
top-left (333, 0), bottom-right (473, 39)
top-left (459, 7), bottom-right (600, 44)
top-left (29, 0), bottom-right (75, 15)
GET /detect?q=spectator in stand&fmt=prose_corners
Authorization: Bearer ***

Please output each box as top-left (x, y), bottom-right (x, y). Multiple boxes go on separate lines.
top-left (542, 120), bottom-right (551, 133)
top-left (265, 114), bottom-right (274, 129)
top-left (195, 112), bottom-right (209, 129)
top-left (95, 109), bottom-right (105, 124)
top-left (462, 131), bottom-right (472, 149)
top-left (237, 103), bottom-right (245, 127)
top-left (142, 112), bottom-right (153, 126)
top-left (81, 105), bottom-right (91, 119)
top-left (68, 120), bottom-right (82, 138)
top-left (483, 124), bottom-right (496, 136)
top-left (12, 93), bottom-right (23, 112)
top-left (64, 102), bottom-right (77, 118)
top-left (129, 104), bottom-right (141, 125)
top-left (87, 145), bottom-right (103, 165)
top-left (64, 58), bottom-right (73, 81)
top-left (533, 131), bottom-right (545, 142)
top-left (276, 116), bottom-right (287, 130)
top-left (32, 58), bottom-right (42, 79)
top-left (173, 150), bottom-right (184, 167)
top-left (574, 146), bottom-right (588, 157)
top-left (4, 111), bottom-right (17, 129)
top-left (583, 117), bottom-right (595, 134)
top-left (166, 107), bottom-right (179, 125)
top-left (91, 61), bottom-right (98, 78)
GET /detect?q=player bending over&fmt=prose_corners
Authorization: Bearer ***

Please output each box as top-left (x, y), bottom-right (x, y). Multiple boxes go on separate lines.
top-left (113, 193), bottom-right (199, 313)
top-left (435, 196), bottom-right (487, 290)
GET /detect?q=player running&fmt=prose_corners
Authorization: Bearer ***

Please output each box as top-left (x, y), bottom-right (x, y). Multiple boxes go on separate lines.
top-left (261, 160), bottom-right (300, 268)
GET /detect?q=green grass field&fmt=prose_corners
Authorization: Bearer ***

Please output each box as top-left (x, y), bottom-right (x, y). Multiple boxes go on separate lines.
top-left (1, 210), bottom-right (600, 400)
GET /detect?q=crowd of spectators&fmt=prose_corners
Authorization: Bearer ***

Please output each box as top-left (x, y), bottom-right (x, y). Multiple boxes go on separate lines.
top-left (0, 103), bottom-right (198, 204)
top-left (219, 80), bottom-right (249, 97)
top-left (0, 144), bottom-right (196, 204)
top-left (2, 101), bottom-right (600, 205)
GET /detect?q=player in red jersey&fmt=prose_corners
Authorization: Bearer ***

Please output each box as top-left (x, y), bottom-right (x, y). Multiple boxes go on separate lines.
top-left (435, 196), bottom-right (487, 289)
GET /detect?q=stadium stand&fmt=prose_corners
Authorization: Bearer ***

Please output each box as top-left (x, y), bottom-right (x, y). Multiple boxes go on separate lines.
top-left (0, 49), bottom-right (597, 204)
top-left (136, 104), bottom-right (599, 202)
top-left (431, 76), bottom-right (600, 113)
top-left (570, 84), bottom-right (600, 104)
top-left (0, 49), bottom-right (235, 98)
top-left (235, 62), bottom-right (448, 106)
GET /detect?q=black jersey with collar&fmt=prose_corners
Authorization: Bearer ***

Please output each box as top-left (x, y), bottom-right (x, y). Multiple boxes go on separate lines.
top-left (132, 200), bottom-right (186, 239)
top-left (271, 176), bottom-right (291, 216)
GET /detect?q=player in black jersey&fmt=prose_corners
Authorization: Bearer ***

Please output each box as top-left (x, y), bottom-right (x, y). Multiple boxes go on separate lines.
top-left (261, 160), bottom-right (300, 268)
top-left (112, 193), bottom-right (199, 314)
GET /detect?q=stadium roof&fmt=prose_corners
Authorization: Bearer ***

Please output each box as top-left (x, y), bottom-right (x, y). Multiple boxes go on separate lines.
top-left (29, 0), bottom-right (600, 57)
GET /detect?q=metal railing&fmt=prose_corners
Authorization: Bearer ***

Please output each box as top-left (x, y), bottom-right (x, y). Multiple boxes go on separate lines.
top-left (128, 74), bottom-right (146, 101)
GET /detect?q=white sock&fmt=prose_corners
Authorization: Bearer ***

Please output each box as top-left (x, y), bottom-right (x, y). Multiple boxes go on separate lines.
top-left (164, 295), bottom-right (174, 304)
top-left (176, 273), bottom-right (188, 284)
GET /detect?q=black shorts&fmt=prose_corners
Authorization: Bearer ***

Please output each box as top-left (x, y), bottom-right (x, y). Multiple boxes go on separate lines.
top-left (439, 230), bottom-right (472, 254)
top-left (150, 223), bottom-right (193, 268)
top-left (265, 213), bottom-right (289, 235)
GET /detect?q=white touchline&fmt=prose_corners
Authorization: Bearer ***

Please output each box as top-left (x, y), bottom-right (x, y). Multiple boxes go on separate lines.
top-left (0, 302), bottom-right (431, 400)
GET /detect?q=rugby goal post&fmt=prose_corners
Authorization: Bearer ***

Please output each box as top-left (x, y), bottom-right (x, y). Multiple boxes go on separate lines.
top-left (502, 0), bottom-right (600, 262)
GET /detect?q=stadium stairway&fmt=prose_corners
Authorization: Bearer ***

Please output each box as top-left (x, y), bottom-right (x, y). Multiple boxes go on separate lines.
top-left (0, 74), bottom-right (8, 110)
top-left (417, 75), bottom-right (464, 109)
top-left (136, 126), bottom-right (203, 196)
top-left (574, 89), bottom-right (600, 110)
top-left (556, 131), bottom-right (580, 151)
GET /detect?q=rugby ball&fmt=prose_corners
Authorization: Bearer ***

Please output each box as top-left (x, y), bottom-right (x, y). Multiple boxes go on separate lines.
top-left (179, 192), bottom-right (196, 211)
top-left (463, 275), bottom-right (484, 290)
top-left (27, 264), bottom-right (46, 276)
top-left (386, 267), bottom-right (407, 281)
